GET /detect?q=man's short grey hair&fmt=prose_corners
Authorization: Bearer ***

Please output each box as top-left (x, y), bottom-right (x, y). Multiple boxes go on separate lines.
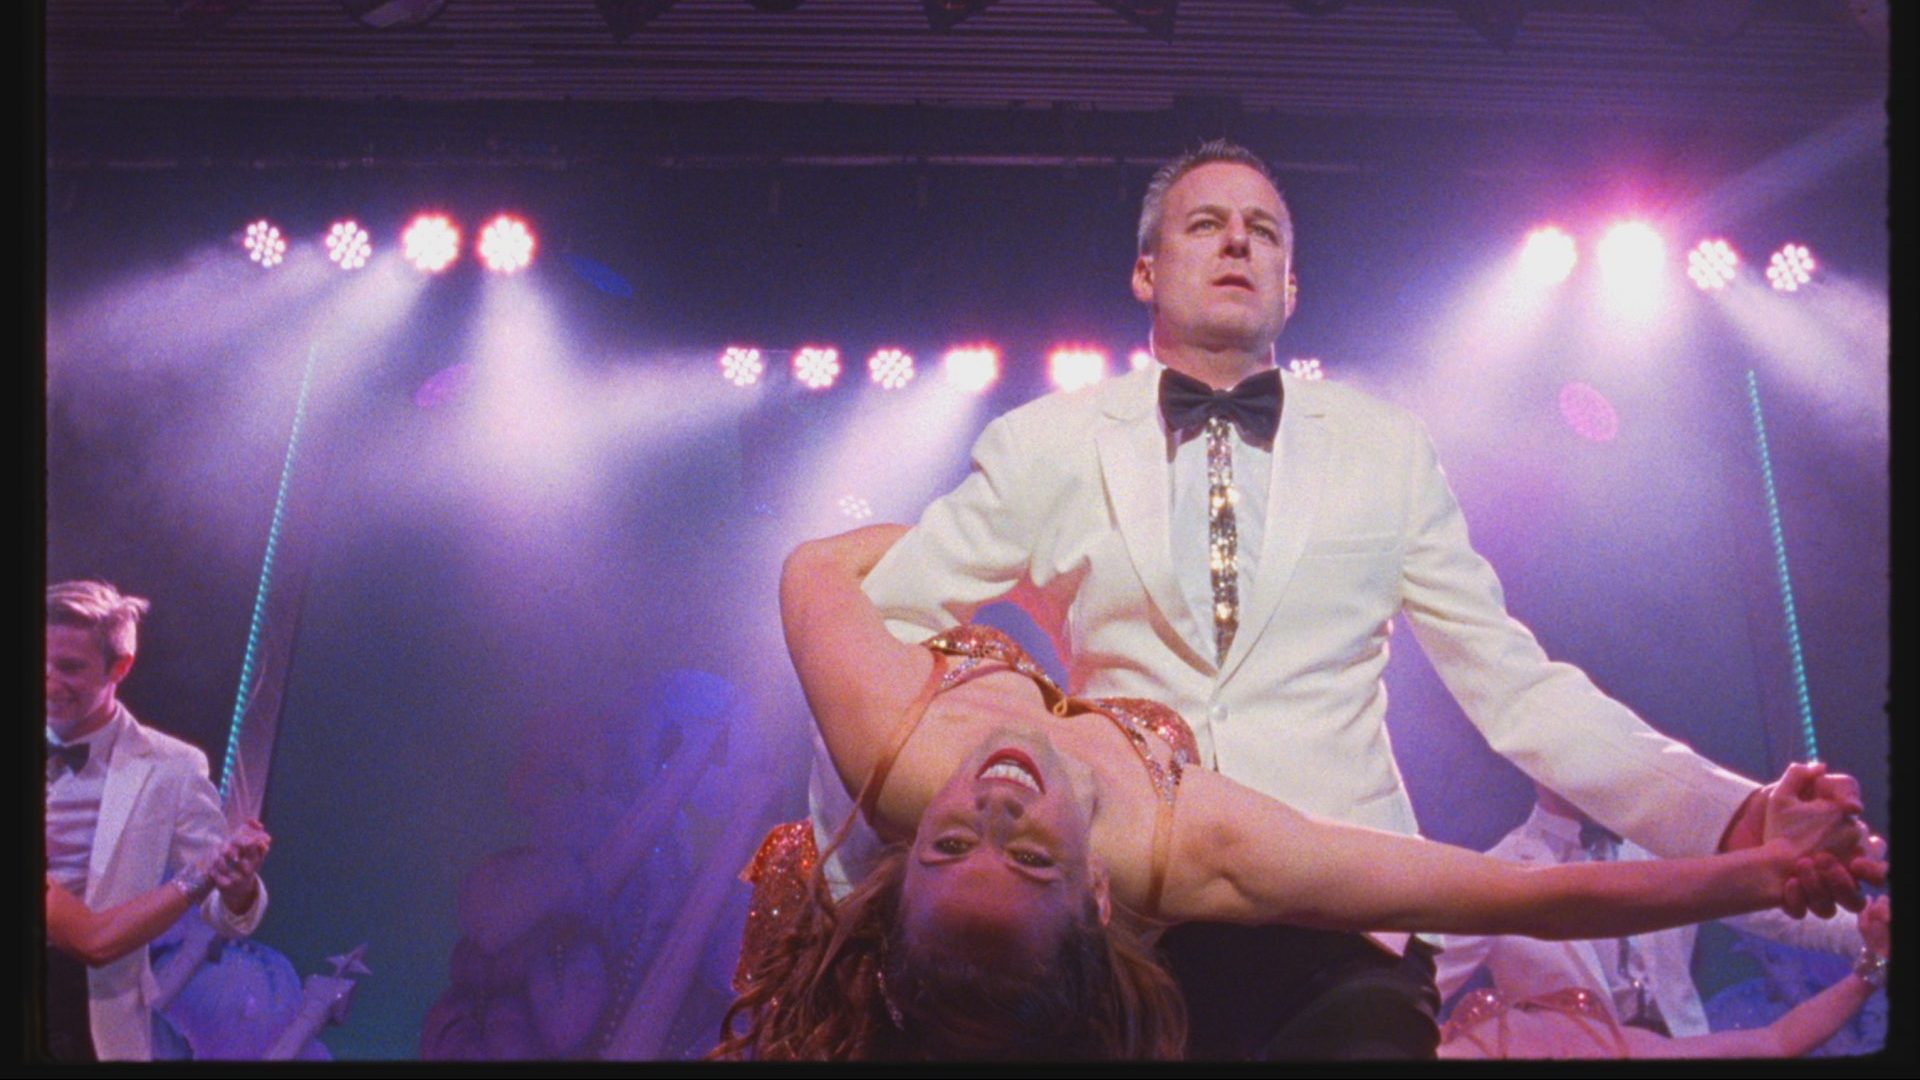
top-left (48, 579), bottom-right (151, 664)
top-left (1137, 139), bottom-right (1293, 257)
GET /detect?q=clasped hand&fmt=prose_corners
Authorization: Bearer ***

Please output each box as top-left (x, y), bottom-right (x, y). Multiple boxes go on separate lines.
top-left (1757, 762), bottom-right (1887, 918)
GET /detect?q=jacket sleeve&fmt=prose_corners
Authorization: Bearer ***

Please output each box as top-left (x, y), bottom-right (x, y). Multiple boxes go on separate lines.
top-left (1395, 417), bottom-right (1757, 858)
top-left (859, 411), bottom-right (1040, 643)
top-left (168, 749), bottom-right (267, 937)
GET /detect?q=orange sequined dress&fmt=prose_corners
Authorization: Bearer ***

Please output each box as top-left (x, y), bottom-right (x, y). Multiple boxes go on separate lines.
top-left (1440, 987), bottom-right (1632, 1059)
top-left (734, 625), bottom-right (1200, 994)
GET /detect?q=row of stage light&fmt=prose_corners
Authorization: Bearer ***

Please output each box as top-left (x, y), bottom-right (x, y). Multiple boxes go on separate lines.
top-left (1519, 221), bottom-right (1818, 293)
top-left (242, 213), bottom-right (537, 273)
top-left (716, 342), bottom-right (1328, 396)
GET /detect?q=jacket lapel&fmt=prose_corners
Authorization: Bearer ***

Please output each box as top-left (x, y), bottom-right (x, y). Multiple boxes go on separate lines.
top-left (1221, 374), bottom-right (1329, 683)
top-left (88, 718), bottom-right (157, 906)
top-left (1096, 371), bottom-right (1212, 667)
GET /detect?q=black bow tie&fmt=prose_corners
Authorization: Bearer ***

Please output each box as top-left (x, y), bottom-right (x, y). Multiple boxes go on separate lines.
top-left (48, 740), bottom-right (90, 776)
top-left (1578, 821), bottom-right (1622, 858)
top-left (1158, 368), bottom-right (1283, 447)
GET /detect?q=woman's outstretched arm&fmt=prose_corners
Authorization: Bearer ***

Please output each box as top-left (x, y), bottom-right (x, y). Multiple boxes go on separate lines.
top-left (1160, 760), bottom-right (1856, 941)
top-left (47, 822), bottom-right (269, 967)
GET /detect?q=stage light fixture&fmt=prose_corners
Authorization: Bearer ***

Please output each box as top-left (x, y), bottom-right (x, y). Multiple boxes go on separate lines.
top-left (837, 494), bottom-right (874, 520)
top-left (402, 214), bottom-right (461, 274)
top-left (942, 345), bottom-right (1000, 394)
top-left (1518, 226), bottom-right (1577, 286)
top-left (478, 215), bottom-right (536, 274)
top-left (324, 220), bottom-right (372, 271)
top-left (243, 219), bottom-right (286, 269)
top-left (339, 0), bottom-right (448, 28)
top-left (1287, 357), bottom-right (1323, 381)
top-left (1129, 348), bottom-right (1154, 371)
top-left (1765, 244), bottom-right (1816, 292)
top-left (1047, 346), bottom-right (1108, 392)
top-left (922, 0), bottom-right (997, 31)
top-left (1596, 221), bottom-right (1666, 283)
top-left (793, 346), bottom-right (842, 390)
top-left (1686, 238), bottom-right (1739, 291)
top-left (720, 347), bottom-right (765, 388)
top-left (868, 347), bottom-right (916, 389)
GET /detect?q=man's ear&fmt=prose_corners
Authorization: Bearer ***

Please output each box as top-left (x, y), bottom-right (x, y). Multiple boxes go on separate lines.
top-left (1284, 271), bottom-right (1299, 319)
top-left (107, 653), bottom-right (134, 685)
top-left (1131, 253), bottom-right (1155, 305)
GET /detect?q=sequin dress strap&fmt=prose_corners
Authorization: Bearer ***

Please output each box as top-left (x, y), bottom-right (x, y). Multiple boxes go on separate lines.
top-left (856, 649), bottom-right (952, 825)
top-left (1525, 987), bottom-right (1631, 1057)
top-left (1440, 987), bottom-right (1631, 1059)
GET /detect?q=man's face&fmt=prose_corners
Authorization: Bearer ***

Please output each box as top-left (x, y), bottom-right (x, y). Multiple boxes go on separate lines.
top-left (46, 625), bottom-right (127, 740)
top-left (1133, 161), bottom-right (1294, 357)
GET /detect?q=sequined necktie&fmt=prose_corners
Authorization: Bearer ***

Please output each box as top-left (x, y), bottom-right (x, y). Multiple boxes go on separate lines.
top-left (1582, 824), bottom-right (1663, 1033)
top-left (1205, 416), bottom-right (1239, 663)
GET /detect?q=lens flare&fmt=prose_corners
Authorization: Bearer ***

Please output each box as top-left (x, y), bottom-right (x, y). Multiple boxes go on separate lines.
top-left (402, 213), bottom-right (462, 274)
top-left (243, 219), bottom-right (287, 268)
top-left (478, 214), bottom-right (536, 274)
top-left (720, 346), bottom-right (764, 388)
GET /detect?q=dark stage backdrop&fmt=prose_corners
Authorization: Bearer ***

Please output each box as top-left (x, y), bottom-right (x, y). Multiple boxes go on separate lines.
top-left (44, 113), bottom-right (1887, 1057)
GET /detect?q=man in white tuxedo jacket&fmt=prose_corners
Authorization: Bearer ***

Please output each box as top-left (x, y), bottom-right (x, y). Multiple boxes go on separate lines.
top-left (46, 581), bottom-right (268, 1061)
top-left (819, 140), bottom-right (1880, 1058)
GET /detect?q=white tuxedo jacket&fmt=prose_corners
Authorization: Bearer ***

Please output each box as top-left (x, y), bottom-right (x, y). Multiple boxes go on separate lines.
top-left (82, 710), bottom-right (266, 1060)
top-left (851, 364), bottom-right (1754, 855)
top-left (1434, 807), bottom-right (1863, 1037)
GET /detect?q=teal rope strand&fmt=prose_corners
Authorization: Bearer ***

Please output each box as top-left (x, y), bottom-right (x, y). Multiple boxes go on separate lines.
top-left (1744, 369), bottom-right (1819, 762)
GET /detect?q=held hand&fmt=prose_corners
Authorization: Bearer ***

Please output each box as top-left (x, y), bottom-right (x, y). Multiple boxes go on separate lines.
top-left (1760, 763), bottom-right (1873, 917)
top-left (211, 818), bottom-right (271, 912)
top-left (1859, 894), bottom-right (1890, 959)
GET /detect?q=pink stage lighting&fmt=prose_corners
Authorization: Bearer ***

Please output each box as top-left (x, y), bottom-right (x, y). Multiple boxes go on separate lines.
top-left (478, 214), bottom-right (536, 274)
top-left (942, 345), bottom-right (1000, 394)
top-left (1129, 348), bottom-right (1154, 372)
top-left (1518, 226), bottom-right (1577, 286)
top-left (324, 220), bottom-right (373, 271)
top-left (1287, 357), bottom-right (1324, 381)
top-left (1686, 239), bottom-right (1739, 291)
top-left (1048, 346), bottom-right (1108, 392)
top-left (719, 346), bottom-right (764, 388)
top-left (243, 220), bottom-right (287, 269)
top-left (837, 494), bottom-right (874, 521)
top-left (867, 347), bottom-right (915, 390)
top-left (793, 346), bottom-right (842, 390)
top-left (1766, 244), bottom-right (1816, 292)
top-left (402, 214), bottom-right (461, 274)
top-left (1558, 381), bottom-right (1620, 443)
top-left (1596, 221), bottom-right (1666, 282)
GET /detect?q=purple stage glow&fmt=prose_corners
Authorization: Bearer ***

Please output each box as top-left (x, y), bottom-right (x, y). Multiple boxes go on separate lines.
top-left (403, 214), bottom-right (461, 274)
top-left (719, 346), bottom-right (763, 387)
top-left (324, 220), bottom-right (372, 271)
top-left (1047, 345), bottom-right (1107, 392)
top-left (1687, 238), bottom-right (1740, 291)
top-left (243, 219), bottom-right (287, 268)
top-left (478, 214), bottom-right (536, 274)
top-left (1597, 221), bottom-right (1665, 280)
top-left (1766, 243), bottom-right (1816, 292)
top-left (1558, 381), bottom-right (1620, 442)
top-left (414, 362), bottom-right (474, 410)
top-left (942, 344), bottom-right (999, 394)
top-left (1518, 225), bottom-right (1577, 287)
top-left (792, 346), bottom-right (841, 390)
top-left (866, 347), bottom-right (915, 389)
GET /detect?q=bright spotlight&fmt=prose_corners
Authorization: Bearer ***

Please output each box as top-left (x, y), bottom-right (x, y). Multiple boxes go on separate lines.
top-left (1686, 238), bottom-right (1739, 291)
top-left (837, 494), bottom-right (874, 521)
top-left (720, 346), bottom-right (764, 388)
top-left (1518, 226), bottom-right (1578, 286)
top-left (1596, 221), bottom-right (1666, 282)
top-left (478, 214), bottom-right (536, 274)
top-left (1766, 244), bottom-right (1816, 292)
top-left (942, 345), bottom-right (1000, 394)
top-left (1129, 348), bottom-right (1154, 372)
top-left (793, 346), bottom-right (842, 390)
top-left (402, 213), bottom-right (461, 274)
top-left (867, 347), bottom-right (916, 390)
top-left (1287, 357), bottom-right (1323, 381)
top-left (324, 220), bottom-right (373, 271)
top-left (242, 219), bottom-right (287, 268)
top-left (1047, 346), bottom-right (1107, 392)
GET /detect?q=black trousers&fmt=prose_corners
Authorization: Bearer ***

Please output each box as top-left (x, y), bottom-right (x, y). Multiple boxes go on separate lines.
top-left (44, 946), bottom-right (96, 1063)
top-left (1157, 922), bottom-right (1441, 1061)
